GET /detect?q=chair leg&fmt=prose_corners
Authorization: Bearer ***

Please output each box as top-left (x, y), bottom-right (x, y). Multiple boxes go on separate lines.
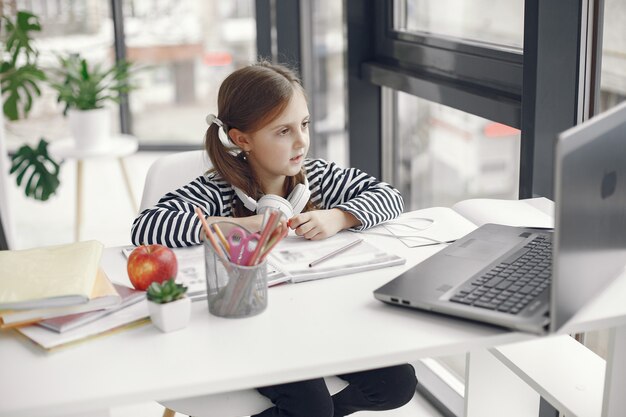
top-left (162, 407), bottom-right (176, 417)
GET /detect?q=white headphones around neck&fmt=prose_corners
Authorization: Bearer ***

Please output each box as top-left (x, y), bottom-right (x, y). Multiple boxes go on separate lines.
top-left (233, 177), bottom-right (311, 219)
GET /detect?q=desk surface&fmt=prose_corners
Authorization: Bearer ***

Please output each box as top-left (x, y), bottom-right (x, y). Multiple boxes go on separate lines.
top-left (2, 203), bottom-right (626, 417)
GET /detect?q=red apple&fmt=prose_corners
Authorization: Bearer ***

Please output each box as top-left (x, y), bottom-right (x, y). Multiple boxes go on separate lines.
top-left (127, 244), bottom-right (178, 291)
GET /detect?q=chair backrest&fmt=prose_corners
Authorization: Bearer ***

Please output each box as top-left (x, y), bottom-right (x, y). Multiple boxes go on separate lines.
top-left (139, 150), bottom-right (212, 213)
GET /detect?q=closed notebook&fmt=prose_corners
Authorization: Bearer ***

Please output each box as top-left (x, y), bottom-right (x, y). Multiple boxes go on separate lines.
top-left (16, 300), bottom-right (150, 351)
top-left (0, 268), bottom-right (122, 328)
top-left (38, 284), bottom-right (144, 333)
top-left (0, 240), bottom-right (103, 310)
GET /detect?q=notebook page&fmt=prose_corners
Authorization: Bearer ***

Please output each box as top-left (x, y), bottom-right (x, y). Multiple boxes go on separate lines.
top-left (268, 233), bottom-right (405, 283)
top-left (378, 207), bottom-right (478, 248)
top-left (452, 198), bottom-right (554, 228)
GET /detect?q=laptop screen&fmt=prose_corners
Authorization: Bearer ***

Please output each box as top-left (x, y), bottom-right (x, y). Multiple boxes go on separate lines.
top-left (552, 101), bottom-right (626, 331)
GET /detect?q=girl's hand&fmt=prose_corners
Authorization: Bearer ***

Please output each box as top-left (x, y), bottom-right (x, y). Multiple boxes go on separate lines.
top-left (234, 214), bottom-right (265, 233)
top-left (289, 209), bottom-right (360, 240)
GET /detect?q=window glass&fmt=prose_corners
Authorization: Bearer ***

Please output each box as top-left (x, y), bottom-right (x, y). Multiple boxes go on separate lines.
top-left (124, 0), bottom-right (256, 146)
top-left (599, 0), bottom-right (626, 113)
top-left (393, 91), bottom-right (520, 210)
top-left (395, 0), bottom-right (524, 48)
top-left (585, 0), bottom-right (625, 361)
top-left (307, 0), bottom-right (347, 166)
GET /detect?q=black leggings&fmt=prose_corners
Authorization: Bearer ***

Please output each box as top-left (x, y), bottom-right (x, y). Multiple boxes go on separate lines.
top-left (252, 364), bottom-right (417, 417)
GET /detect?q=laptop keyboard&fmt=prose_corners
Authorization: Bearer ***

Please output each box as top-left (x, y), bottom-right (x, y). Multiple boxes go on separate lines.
top-left (449, 234), bottom-right (552, 315)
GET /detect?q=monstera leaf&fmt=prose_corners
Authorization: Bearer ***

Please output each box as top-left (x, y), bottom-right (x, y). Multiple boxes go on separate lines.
top-left (1, 62), bottom-right (45, 120)
top-left (0, 11), bottom-right (45, 120)
top-left (10, 139), bottom-right (61, 201)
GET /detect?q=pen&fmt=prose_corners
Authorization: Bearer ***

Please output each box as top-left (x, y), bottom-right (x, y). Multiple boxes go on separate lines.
top-left (308, 238), bottom-right (364, 268)
top-left (211, 223), bottom-right (230, 252)
top-left (194, 207), bottom-right (228, 262)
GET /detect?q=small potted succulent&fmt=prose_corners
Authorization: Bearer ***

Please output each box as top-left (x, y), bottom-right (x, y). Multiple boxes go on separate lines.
top-left (146, 278), bottom-right (191, 333)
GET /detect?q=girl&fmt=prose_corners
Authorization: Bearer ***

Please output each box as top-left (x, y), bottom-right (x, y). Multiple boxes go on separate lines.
top-left (131, 61), bottom-right (416, 417)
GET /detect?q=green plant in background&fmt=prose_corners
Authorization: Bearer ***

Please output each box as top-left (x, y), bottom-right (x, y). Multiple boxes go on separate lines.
top-left (9, 138), bottom-right (60, 201)
top-left (0, 10), bottom-right (46, 120)
top-left (1, 10), bottom-right (61, 201)
top-left (147, 279), bottom-right (188, 304)
top-left (49, 53), bottom-right (136, 115)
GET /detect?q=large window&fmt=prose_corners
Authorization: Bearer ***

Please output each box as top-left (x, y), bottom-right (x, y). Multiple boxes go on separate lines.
top-left (392, 90), bottom-right (519, 210)
top-left (2, 1), bottom-right (257, 151)
top-left (124, 0), bottom-right (256, 147)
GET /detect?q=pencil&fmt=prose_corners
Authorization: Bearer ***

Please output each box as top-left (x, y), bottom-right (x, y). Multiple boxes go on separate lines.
top-left (258, 224), bottom-right (289, 262)
top-left (308, 238), bottom-right (364, 268)
top-left (194, 206), bottom-right (227, 261)
top-left (211, 223), bottom-right (230, 252)
top-left (248, 210), bottom-right (280, 266)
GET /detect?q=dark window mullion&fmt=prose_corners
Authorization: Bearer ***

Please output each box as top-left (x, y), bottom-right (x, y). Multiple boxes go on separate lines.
top-left (275, 0), bottom-right (301, 75)
top-left (110, 0), bottom-right (131, 135)
top-left (520, 0), bottom-right (585, 199)
top-left (255, 0), bottom-right (273, 60)
top-left (364, 62), bottom-right (521, 128)
top-left (373, 0), bottom-right (523, 105)
top-left (376, 41), bottom-right (523, 95)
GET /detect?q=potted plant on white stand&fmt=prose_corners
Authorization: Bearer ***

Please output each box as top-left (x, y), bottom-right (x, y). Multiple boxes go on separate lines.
top-left (48, 54), bottom-right (136, 152)
top-left (146, 278), bottom-right (191, 333)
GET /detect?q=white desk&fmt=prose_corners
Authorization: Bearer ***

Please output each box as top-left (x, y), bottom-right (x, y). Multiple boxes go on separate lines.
top-left (48, 135), bottom-right (139, 241)
top-left (1, 205), bottom-right (625, 417)
top-left (0, 218), bottom-right (534, 417)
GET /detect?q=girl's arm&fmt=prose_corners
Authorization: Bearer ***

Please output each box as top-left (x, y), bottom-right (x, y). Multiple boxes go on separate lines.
top-left (289, 159), bottom-right (404, 239)
top-left (131, 175), bottom-right (263, 247)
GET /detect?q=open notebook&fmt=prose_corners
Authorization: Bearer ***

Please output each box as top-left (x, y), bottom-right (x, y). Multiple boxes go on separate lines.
top-left (374, 198), bottom-right (554, 249)
top-left (267, 233), bottom-right (406, 283)
top-left (124, 230), bottom-right (406, 290)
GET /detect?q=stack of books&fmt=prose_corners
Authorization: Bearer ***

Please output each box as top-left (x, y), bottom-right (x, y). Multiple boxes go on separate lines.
top-left (0, 240), bottom-right (147, 350)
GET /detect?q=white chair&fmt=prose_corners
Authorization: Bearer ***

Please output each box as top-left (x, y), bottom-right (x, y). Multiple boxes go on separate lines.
top-left (139, 150), bottom-right (212, 213)
top-left (140, 151), bottom-right (348, 417)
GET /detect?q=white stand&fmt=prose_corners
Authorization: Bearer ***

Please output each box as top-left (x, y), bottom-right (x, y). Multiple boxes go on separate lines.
top-left (48, 135), bottom-right (138, 241)
top-left (0, 110), bottom-right (15, 249)
top-left (465, 349), bottom-right (540, 417)
top-left (603, 323), bottom-right (626, 417)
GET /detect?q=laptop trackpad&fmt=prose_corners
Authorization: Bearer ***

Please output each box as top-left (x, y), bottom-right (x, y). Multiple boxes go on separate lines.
top-left (446, 238), bottom-right (509, 261)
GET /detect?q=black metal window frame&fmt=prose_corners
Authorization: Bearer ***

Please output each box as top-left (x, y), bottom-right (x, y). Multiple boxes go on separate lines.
top-left (370, 1), bottom-right (524, 128)
top-left (346, 0), bottom-right (598, 200)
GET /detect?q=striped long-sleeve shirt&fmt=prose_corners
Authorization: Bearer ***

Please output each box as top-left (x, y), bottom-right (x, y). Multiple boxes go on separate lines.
top-left (131, 158), bottom-right (404, 247)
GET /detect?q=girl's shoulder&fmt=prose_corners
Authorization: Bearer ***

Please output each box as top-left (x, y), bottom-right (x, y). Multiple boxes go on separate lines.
top-left (197, 170), bottom-right (234, 192)
top-left (304, 157), bottom-right (335, 173)
top-left (304, 158), bottom-right (349, 179)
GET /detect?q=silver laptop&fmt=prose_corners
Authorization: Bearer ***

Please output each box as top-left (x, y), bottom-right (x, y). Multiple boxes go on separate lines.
top-left (374, 102), bottom-right (626, 334)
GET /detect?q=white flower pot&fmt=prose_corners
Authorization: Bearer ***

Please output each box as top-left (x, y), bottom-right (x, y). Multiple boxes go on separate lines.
top-left (67, 108), bottom-right (111, 151)
top-left (148, 297), bottom-right (191, 333)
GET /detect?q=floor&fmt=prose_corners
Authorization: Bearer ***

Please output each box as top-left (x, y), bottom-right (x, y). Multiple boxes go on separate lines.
top-left (6, 151), bottom-right (446, 417)
top-left (110, 394), bottom-right (445, 417)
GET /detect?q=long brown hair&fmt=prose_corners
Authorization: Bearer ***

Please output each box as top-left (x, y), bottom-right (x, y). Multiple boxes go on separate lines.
top-left (205, 61), bottom-right (314, 217)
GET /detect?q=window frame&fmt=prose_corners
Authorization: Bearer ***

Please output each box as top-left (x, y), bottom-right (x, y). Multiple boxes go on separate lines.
top-left (346, 0), bottom-right (596, 200)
